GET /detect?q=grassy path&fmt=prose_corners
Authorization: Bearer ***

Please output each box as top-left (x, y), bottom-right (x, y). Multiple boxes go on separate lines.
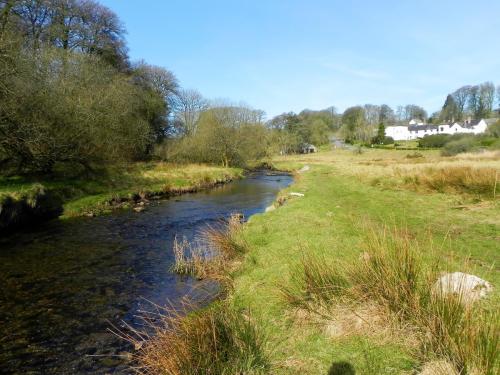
top-left (230, 152), bottom-right (499, 374)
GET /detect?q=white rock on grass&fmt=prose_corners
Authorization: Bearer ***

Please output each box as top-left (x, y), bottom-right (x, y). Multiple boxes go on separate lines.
top-left (265, 205), bottom-right (275, 213)
top-left (289, 192), bottom-right (304, 197)
top-left (298, 165), bottom-right (310, 173)
top-left (433, 272), bottom-right (492, 303)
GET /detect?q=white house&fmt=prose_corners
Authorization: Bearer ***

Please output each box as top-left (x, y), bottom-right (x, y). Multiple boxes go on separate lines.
top-left (385, 119), bottom-right (493, 141)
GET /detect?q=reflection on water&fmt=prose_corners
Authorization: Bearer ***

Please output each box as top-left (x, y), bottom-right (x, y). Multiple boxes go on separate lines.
top-left (0, 172), bottom-right (292, 374)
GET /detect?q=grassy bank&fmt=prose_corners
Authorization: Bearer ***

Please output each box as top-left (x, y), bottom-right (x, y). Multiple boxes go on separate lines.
top-left (145, 148), bottom-right (499, 374)
top-left (0, 162), bottom-right (242, 230)
top-left (232, 149), bottom-right (499, 374)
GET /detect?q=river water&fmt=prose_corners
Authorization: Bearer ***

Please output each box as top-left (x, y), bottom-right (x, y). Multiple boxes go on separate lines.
top-left (0, 172), bottom-right (292, 374)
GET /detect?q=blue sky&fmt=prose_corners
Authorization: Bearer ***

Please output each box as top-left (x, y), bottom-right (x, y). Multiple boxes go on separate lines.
top-left (100, 0), bottom-right (500, 118)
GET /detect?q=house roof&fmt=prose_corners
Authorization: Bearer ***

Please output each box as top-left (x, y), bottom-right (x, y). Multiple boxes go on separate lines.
top-left (408, 124), bottom-right (438, 131)
top-left (461, 120), bottom-right (481, 128)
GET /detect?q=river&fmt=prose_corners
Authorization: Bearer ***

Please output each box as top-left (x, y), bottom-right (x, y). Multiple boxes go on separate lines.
top-left (0, 172), bottom-right (292, 374)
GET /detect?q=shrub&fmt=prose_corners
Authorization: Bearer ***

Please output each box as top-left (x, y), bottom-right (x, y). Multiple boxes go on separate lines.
top-left (441, 137), bottom-right (476, 156)
top-left (487, 120), bottom-right (500, 137)
top-left (418, 134), bottom-right (452, 148)
top-left (406, 152), bottom-right (424, 159)
top-left (353, 145), bottom-right (364, 154)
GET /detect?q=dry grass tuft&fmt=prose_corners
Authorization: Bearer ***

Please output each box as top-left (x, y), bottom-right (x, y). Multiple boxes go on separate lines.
top-left (323, 302), bottom-right (419, 348)
top-left (170, 237), bottom-right (224, 280)
top-left (400, 166), bottom-right (499, 198)
top-left (118, 301), bottom-right (270, 375)
top-left (202, 214), bottom-right (248, 258)
top-left (170, 213), bottom-right (248, 285)
top-left (453, 150), bottom-right (500, 161)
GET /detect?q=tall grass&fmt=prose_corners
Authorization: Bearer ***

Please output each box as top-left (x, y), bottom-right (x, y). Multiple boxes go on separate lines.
top-left (170, 214), bottom-right (247, 284)
top-left (121, 302), bottom-right (270, 375)
top-left (282, 253), bottom-right (348, 311)
top-left (170, 236), bottom-right (222, 280)
top-left (283, 225), bottom-right (499, 374)
top-left (202, 214), bottom-right (248, 258)
top-left (401, 166), bottom-right (499, 198)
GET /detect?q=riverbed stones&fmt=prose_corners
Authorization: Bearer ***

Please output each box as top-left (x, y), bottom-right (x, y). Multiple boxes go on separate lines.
top-left (432, 272), bottom-right (492, 303)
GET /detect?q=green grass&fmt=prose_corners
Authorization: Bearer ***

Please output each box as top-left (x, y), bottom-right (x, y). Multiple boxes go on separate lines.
top-left (0, 162), bottom-right (242, 218)
top-left (226, 150), bottom-right (499, 374)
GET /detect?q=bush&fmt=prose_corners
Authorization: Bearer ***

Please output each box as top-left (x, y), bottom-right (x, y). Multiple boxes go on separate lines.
top-left (441, 137), bottom-right (476, 156)
top-left (487, 120), bottom-right (500, 137)
top-left (0, 43), bottom-right (162, 175)
top-left (418, 134), bottom-right (452, 148)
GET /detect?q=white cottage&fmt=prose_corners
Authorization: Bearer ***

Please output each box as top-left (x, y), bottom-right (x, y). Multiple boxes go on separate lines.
top-left (385, 119), bottom-right (492, 141)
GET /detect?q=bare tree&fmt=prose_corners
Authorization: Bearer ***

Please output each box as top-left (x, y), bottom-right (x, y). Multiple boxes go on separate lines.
top-left (363, 104), bottom-right (380, 126)
top-left (173, 88), bottom-right (208, 135)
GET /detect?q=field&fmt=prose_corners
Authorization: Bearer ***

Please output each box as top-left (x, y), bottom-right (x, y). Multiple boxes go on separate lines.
top-left (227, 148), bottom-right (499, 374)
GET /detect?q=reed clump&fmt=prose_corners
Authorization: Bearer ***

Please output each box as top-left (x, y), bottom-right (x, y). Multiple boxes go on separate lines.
top-left (122, 301), bottom-right (270, 375)
top-left (170, 213), bottom-right (248, 282)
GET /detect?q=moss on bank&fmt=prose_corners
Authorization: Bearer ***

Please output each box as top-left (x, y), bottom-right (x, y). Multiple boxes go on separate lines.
top-left (0, 184), bottom-right (63, 234)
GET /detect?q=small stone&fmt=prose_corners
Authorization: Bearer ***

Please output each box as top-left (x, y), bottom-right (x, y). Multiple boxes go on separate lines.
top-left (133, 206), bottom-right (145, 213)
top-left (290, 192), bottom-right (304, 197)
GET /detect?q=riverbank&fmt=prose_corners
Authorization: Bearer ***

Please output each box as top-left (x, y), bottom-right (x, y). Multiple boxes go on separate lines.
top-left (147, 148), bottom-right (499, 374)
top-left (232, 148), bottom-right (499, 374)
top-left (0, 162), bottom-right (242, 233)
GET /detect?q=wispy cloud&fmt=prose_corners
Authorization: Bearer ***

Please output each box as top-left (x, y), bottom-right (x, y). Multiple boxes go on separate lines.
top-left (319, 61), bottom-right (388, 80)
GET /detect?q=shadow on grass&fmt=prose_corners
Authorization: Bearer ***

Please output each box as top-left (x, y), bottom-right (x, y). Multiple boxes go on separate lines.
top-left (328, 361), bottom-right (355, 375)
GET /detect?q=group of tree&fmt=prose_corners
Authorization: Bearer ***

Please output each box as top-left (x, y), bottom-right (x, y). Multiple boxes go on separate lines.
top-left (0, 0), bottom-right (182, 174)
top-left (0, 0), bottom-right (281, 172)
top-left (156, 104), bottom-right (271, 167)
top-left (266, 108), bottom-right (336, 154)
top-left (438, 82), bottom-right (499, 122)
